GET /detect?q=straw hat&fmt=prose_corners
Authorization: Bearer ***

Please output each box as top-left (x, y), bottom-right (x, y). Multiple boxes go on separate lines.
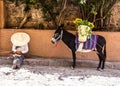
top-left (11, 32), bottom-right (30, 46)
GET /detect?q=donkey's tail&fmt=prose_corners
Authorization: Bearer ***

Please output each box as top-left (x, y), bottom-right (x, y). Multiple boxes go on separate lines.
top-left (104, 44), bottom-right (106, 58)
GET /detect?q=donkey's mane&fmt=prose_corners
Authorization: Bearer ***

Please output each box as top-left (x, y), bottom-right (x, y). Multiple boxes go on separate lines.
top-left (62, 29), bottom-right (75, 37)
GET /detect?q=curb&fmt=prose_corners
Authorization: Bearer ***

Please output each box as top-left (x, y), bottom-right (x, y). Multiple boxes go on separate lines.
top-left (0, 56), bottom-right (120, 69)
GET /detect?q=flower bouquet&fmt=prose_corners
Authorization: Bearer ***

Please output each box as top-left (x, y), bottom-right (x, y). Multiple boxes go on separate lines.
top-left (73, 18), bottom-right (94, 42)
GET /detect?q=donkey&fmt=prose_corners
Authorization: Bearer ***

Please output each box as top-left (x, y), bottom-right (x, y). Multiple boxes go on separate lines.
top-left (51, 25), bottom-right (106, 70)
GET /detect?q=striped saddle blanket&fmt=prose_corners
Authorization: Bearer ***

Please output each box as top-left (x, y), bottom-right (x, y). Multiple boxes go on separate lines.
top-left (75, 34), bottom-right (98, 50)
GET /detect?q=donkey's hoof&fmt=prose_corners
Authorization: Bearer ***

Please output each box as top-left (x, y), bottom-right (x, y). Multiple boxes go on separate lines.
top-left (71, 66), bottom-right (75, 70)
top-left (97, 68), bottom-right (104, 71)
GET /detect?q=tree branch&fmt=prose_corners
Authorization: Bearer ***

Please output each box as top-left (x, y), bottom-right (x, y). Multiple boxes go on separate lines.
top-left (18, 12), bottom-right (30, 29)
top-left (58, 0), bottom-right (67, 26)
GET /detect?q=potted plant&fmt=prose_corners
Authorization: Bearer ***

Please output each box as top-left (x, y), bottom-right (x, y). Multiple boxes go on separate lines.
top-left (73, 18), bottom-right (94, 42)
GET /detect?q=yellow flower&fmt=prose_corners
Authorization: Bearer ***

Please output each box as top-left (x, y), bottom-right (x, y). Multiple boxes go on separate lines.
top-left (75, 18), bottom-right (82, 22)
top-left (73, 18), bottom-right (95, 29)
top-left (73, 18), bottom-right (82, 25)
top-left (88, 22), bottom-right (94, 29)
top-left (91, 23), bottom-right (94, 28)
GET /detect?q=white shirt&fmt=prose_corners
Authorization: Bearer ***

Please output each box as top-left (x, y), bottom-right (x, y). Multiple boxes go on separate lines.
top-left (12, 44), bottom-right (29, 54)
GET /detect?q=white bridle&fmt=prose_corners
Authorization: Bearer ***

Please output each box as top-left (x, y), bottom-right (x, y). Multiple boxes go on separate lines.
top-left (52, 30), bottom-right (63, 43)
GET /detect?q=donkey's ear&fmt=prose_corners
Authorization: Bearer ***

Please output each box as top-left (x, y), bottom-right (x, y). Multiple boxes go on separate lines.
top-left (60, 24), bottom-right (64, 28)
top-left (59, 24), bottom-right (64, 29)
top-left (57, 24), bottom-right (64, 30)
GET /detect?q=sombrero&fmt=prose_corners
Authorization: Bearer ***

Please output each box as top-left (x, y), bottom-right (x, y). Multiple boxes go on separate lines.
top-left (11, 32), bottom-right (30, 46)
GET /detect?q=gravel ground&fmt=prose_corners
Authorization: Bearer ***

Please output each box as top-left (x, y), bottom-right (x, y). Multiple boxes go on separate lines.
top-left (1, 63), bottom-right (120, 77)
top-left (20, 65), bottom-right (120, 77)
top-left (0, 64), bottom-right (120, 86)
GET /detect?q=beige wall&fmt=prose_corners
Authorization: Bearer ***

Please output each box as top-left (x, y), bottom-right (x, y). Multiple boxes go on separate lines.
top-left (0, 29), bottom-right (120, 62)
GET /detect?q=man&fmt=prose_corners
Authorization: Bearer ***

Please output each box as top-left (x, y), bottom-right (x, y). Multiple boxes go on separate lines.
top-left (9, 32), bottom-right (30, 69)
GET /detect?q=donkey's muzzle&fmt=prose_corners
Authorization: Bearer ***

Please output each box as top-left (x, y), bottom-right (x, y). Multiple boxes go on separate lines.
top-left (51, 40), bottom-right (55, 44)
top-left (51, 38), bottom-right (56, 44)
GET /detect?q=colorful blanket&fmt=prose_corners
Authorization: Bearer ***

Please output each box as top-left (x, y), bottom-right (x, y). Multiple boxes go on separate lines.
top-left (75, 34), bottom-right (98, 50)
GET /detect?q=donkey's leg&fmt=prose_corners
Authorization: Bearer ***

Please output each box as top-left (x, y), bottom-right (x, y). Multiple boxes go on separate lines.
top-left (71, 51), bottom-right (76, 69)
top-left (96, 46), bottom-right (105, 70)
top-left (101, 45), bottom-right (106, 69)
top-left (101, 54), bottom-right (106, 69)
top-left (101, 58), bottom-right (105, 69)
top-left (96, 35), bottom-right (106, 70)
top-left (97, 52), bottom-right (105, 70)
top-left (97, 54), bottom-right (102, 70)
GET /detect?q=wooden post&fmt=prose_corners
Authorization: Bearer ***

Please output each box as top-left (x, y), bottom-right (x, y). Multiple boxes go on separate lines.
top-left (0, 0), bottom-right (5, 29)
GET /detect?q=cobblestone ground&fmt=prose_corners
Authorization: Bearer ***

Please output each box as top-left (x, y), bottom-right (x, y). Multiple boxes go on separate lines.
top-left (0, 64), bottom-right (120, 86)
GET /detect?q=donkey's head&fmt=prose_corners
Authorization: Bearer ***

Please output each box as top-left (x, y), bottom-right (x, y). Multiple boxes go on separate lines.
top-left (51, 24), bottom-right (64, 44)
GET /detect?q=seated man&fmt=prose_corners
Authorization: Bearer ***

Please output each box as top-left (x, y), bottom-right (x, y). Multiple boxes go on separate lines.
top-left (9, 32), bottom-right (30, 69)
